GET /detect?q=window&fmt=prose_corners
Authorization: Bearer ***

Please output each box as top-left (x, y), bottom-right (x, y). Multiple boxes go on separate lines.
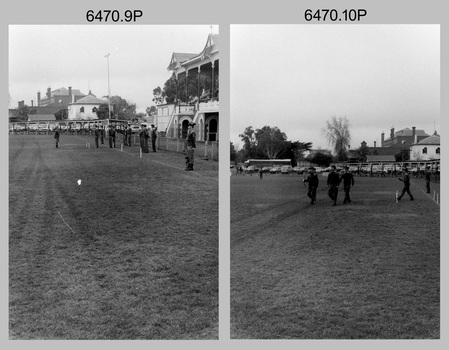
top-left (436, 147), bottom-right (440, 154)
top-left (80, 107), bottom-right (85, 113)
top-left (422, 147), bottom-right (427, 154)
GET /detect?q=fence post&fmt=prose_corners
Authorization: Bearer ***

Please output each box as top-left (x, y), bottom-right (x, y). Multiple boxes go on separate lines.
top-left (211, 142), bottom-right (214, 159)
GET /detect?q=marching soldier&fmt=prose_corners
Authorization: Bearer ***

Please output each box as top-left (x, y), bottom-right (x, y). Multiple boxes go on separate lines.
top-left (185, 122), bottom-right (196, 171)
top-left (151, 124), bottom-right (158, 152)
top-left (398, 168), bottom-right (414, 201)
top-left (327, 165), bottom-right (341, 206)
top-left (341, 166), bottom-right (355, 204)
top-left (303, 167), bottom-right (319, 204)
top-left (54, 127), bottom-right (60, 148)
top-left (108, 125), bottom-right (116, 148)
top-left (94, 125), bottom-right (100, 148)
top-left (425, 166), bottom-right (431, 194)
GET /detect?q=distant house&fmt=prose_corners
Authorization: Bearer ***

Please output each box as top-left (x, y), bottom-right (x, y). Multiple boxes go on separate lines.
top-left (67, 94), bottom-right (108, 120)
top-left (410, 133), bottom-right (440, 161)
top-left (28, 114), bottom-right (56, 122)
top-left (366, 155), bottom-right (396, 163)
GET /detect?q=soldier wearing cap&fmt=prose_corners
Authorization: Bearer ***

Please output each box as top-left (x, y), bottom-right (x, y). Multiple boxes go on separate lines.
top-left (397, 168), bottom-right (414, 201)
top-left (151, 124), bottom-right (158, 152)
top-left (327, 165), bottom-right (341, 206)
top-left (108, 125), bottom-right (116, 148)
top-left (303, 167), bottom-right (319, 204)
top-left (139, 124), bottom-right (149, 153)
top-left (185, 122), bottom-right (196, 171)
top-left (341, 166), bottom-right (355, 204)
top-left (425, 166), bottom-right (431, 194)
top-left (54, 127), bottom-right (60, 148)
top-left (94, 125), bottom-right (100, 148)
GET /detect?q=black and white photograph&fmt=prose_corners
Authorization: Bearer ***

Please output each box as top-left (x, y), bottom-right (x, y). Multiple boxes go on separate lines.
top-left (230, 24), bottom-right (440, 339)
top-left (8, 24), bottom-right (219, 339)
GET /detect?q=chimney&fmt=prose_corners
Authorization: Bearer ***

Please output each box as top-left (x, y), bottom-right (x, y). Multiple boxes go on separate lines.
top-left (361, 141), bottom-right (367, 148)
top-left (412, 126), bottom-right (416, 143)
top-left (374, 141), bottom-right (377, 148)
top-left (47, 87), bottom-right (51, 99)
top-left (390, 127), bottom-right (395, 140)
top-left (37, 91), bottom-right (41, 105)
top-left (68, 86), bottom-right (72, 100)
top-left (31, 100), bottom-right (34, 107)
top-left (381, 132), bottom-right (385, 143)
top-left (18, 100), bottom-right (24, 108)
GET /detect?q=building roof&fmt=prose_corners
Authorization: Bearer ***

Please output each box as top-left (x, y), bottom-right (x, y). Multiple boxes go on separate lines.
top-left (52, 87), bottom-right (84, 96)
top-left (366, 155), bottom-right (396, 162)
top-left (167, 53), bottom-right (198, 70)
top-left (28, 114), bottom-right (56, 121)
top-left (70, 95), bottom-right (108, 105)
top-left (416, 134), bottom-right (440, 145)
top-left (384, 127), bottom-right (429, 142)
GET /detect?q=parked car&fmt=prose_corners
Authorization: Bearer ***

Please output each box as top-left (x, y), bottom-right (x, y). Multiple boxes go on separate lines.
top-left (261, 167), bottom-right (272, 173)
top-left (269, 167), bottom-right (282, 174)
top-left (293, 166), bottom-right (307, 174)
top-left (131, 125), bottom-right (141, 134)
top-left (281, 165), bottom-right (293, 174)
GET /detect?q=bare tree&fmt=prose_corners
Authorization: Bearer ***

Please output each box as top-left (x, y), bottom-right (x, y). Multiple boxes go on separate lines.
top-left (321, 116), bottom-right (351, 161)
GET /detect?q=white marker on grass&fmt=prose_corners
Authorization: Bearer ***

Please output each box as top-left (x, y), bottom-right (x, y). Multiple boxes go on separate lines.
top-left (395, 190), bottom-right (398, 203)
top-left (77, 179), bottom-right (81, 186)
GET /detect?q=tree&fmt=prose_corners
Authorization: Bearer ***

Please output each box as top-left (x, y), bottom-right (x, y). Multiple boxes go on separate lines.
top-left (54, 108), bottom-right (68, 121)
top-left (308, 152), bottom-right (333, 167)
top-left (322, 116), bottom-right (351, 161)
top-left (255, 126), bottom-right (289, 159)
top-left (152, 86), bottom-right (164, 105)
top-left (95, 104), bottom-right (110, 120)
top-left (291, 141), bottom-right (313, 164)
top-left (239, 126), bottom-right (258, 158)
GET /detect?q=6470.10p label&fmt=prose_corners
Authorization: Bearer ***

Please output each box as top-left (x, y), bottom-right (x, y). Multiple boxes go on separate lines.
top-left (305, 9), bottom-right (367, 22)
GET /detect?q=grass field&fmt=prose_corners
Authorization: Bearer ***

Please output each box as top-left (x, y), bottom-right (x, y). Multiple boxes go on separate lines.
top-left (9, 134), bottom-right (218, 339)
top-left (231, 172), bottom-right (440, 339)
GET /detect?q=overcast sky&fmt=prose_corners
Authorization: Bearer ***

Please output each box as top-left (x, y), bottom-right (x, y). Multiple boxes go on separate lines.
top-left (9, 25), bottom-right (217, 113)
top-left (231, 25), bottom-right (440, 151)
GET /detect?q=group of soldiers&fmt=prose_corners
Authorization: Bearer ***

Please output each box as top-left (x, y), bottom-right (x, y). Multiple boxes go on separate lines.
top-left (303, 165), bottom-right (354, 206)
top-left (302, 164), bottom-right (433, 205)
top-left (89, 124), bottom-right (158, 152)
top-left (53, 121), bottom-right (198, 171)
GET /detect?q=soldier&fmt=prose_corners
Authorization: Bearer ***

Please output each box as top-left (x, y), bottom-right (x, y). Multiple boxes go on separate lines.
top-left (139, 124), bottom-right (149, 153)
top-left (341, 166), bottom-right (355, 204)
top-left (100, 125), bottom-right (105, 144)
top-left (126, 125), bottom-right (132, 146)
top-left (303, 167), bottom-right (319, 204)
top-left (94, 125), bottom-right (100, 148)
top-left (327, 165), bottom-right (341, 206)
top-left (185, 122), bottom-right (196, 171)
top-left (397, 168), bottom-right (414, 201)
top-left (425, 166), bottom-right (431, 194)
top-left (108, 125), bottom-right (116, 148)
top-left (54, 127), bottom-right (60, 148)
top-left (151, 124), bottom-right (158, 152)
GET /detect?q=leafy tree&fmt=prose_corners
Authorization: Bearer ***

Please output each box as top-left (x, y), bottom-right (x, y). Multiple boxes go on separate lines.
top-left (255, 126), bottom-right (289, 159)
top-left (54, 108), bottom-right (68, 121)
top-left (308, 151), bottom-right (333, 167)
top-left (322, 116), bottom-right (351, 161)
top-left (354, 143), bottom-right (369, 162)
top-left (146, 106), bottom-right (157, 116)
top-left (95, 104), bottom-right (110, 120)
top-left (110, 96), bottom-right (136, 120)
top-left (152, 86), bottom-right (164, 105)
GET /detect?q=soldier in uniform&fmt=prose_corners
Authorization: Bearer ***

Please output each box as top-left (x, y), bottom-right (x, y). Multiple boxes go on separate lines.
top-left (108, 125), bottom-right (116, 148)
top-left (303, 167), bottom-right (319, 204)
top-left (185, 122), bottom-right (196, 171)
top-left (425, 166), bottom-right (431, 194)
top-left (126, 125), bottom-right (132, 146)
top-left (100, 125), bottom-right (105, 144)
top-left (54, 127), bottom-right (60, 148)
top-left (139, 124), bottom-right (149, 153)
top-left (341, 166), bottom-right (355, 204)
top-left (327, 165), bottom-right (341, 206)
top-left (397, 168), bottom-right (414, 201)
top-left (94, 125), bottom-right (100, 148)
top-left (151, 124), bottom-right (158, 152)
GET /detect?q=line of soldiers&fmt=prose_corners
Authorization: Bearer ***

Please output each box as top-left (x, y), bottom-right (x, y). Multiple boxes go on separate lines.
top-left (303, 165), bottom-right (354, 206)
top-left (303, 164), bottom-right (434, 205)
